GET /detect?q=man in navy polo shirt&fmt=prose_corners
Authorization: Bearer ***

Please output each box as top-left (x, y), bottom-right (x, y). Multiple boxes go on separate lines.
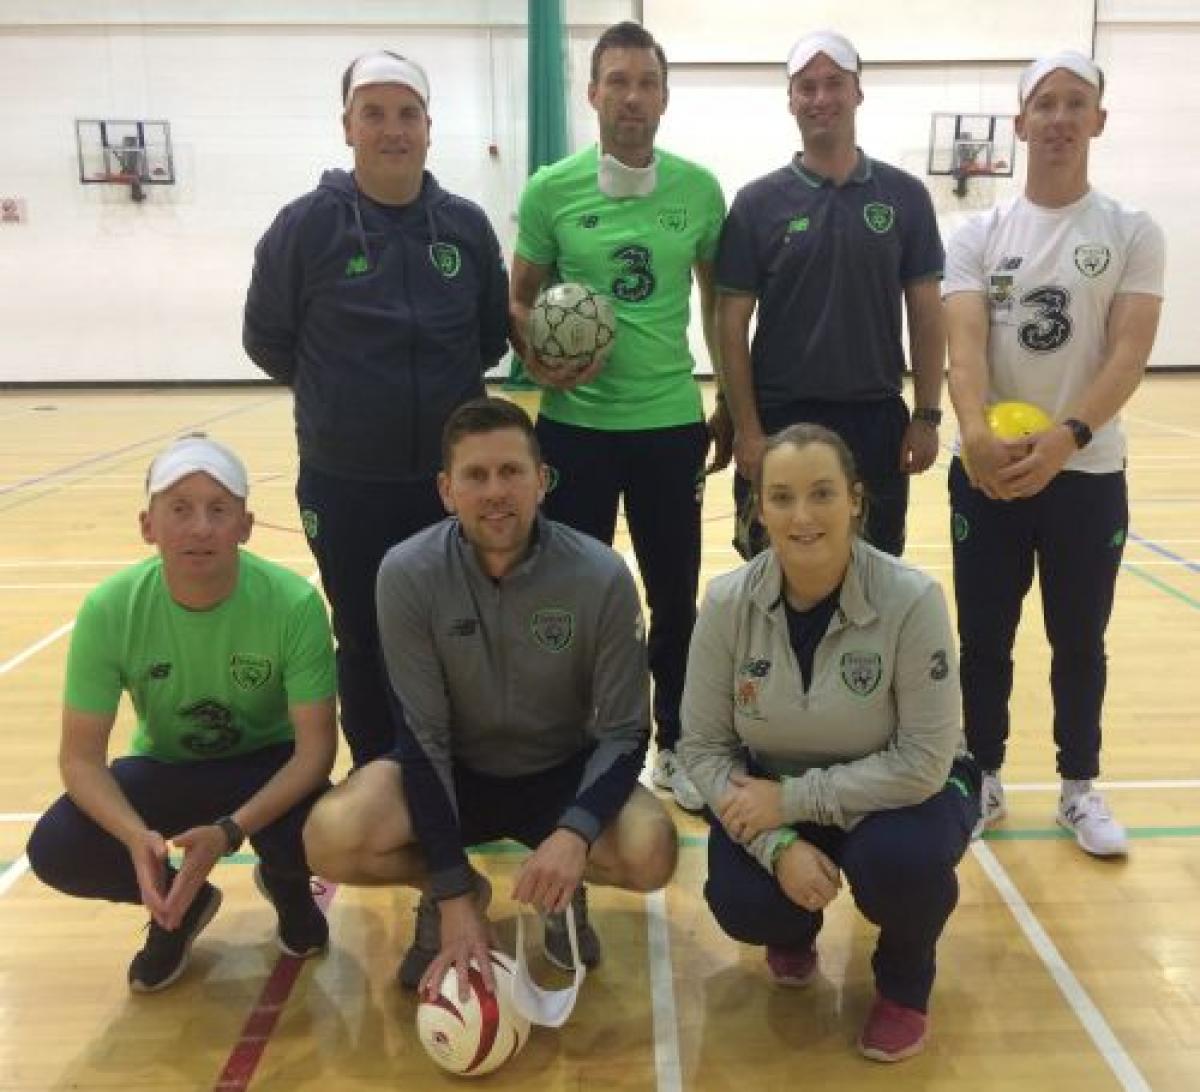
top-left (716, 30), bottom-right (946, 558)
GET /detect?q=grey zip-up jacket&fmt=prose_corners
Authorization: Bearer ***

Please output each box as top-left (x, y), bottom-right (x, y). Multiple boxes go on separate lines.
top-left (377, 515), bottom-right (650, 900)
top-left (680, 540), bottom-right (964, 873)
top-left (243, 169), bottom-right (509, 481)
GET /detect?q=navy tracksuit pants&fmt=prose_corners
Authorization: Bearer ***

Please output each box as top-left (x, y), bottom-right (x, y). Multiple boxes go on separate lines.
top-left (704, 762), bottom-right (979, 1012)
top-left (26, 743), bottom-right (324, 903)
top-left (949, 458), bottom-right (1128, 779)
top-left (297, 463), bottom-right (447, 766)
top-left (535, 416), bottom-right (709, 753)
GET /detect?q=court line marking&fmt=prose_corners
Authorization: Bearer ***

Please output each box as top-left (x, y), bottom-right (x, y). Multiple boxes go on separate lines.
top-left (1124, 411), bottom-right (1200, 441)
top-left (0, 557), bottom-right (315, 568)
top-left (1003, 779), bottom-right (1200, 792)
top-left (0, 621), bottom-right (74, 676)
top-left (1128, 530), bottom-right (1200, 577)
top-left (0, 566), bottom-right (319, 682)
top-left (0, 396), bottom-right (281, 500)
top-left (645, 889), bottom-right (683, 1092)
top-left (1123, 561), bottom-right (1200, 611)
top-left (213, 881), bottom-right (339, 1092)
top-left (971, 842), bottom-right (1151, 1092)
top-left (0, 855), bottom-right (30, 896)
top-left (4, 816), bottom-right (1200, 843)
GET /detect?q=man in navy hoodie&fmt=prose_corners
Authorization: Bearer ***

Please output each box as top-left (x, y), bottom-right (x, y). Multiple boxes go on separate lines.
top-left (244, 52), bottom-right (511, 765)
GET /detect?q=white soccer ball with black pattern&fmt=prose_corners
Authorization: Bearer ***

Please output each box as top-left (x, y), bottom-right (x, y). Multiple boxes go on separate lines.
top-left (528, 282), bottom-right (617, 376)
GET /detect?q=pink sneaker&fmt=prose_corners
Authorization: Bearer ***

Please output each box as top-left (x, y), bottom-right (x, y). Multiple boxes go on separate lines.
top-left (765, 945), bottom-right (818, 987)
top-left (858, 993), bottom-right (928, 1062)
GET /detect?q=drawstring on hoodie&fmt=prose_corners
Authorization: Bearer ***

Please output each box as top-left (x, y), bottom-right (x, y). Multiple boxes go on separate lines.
top-left (351, 178), bottom-right (440, 272)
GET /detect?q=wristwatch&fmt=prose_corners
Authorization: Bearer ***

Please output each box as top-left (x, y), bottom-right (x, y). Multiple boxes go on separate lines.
top-left (1062, 417), bottom-right (1093, 449)
top-left (215, 815), bottom-right (245, 855)
top-left (913, 407), bottom-right (943, 426)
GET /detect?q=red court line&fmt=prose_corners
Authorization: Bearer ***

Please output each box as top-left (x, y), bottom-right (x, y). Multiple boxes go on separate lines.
top-left (213, 880), bottom-right (339, 1092)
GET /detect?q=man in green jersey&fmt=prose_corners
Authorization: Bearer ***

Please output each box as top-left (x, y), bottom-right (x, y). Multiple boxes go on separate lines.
top-left (510, 21), bottom-right (726, 812)
top-left (27, 435), bottom-right (338, 992)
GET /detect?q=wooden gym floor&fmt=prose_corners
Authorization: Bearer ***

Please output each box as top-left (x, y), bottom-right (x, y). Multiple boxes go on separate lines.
top-left (1, 378), bottom-right (1198, 1090)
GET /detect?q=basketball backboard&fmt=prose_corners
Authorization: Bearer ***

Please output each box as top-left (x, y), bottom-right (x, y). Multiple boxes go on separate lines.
top-left (75, 119), bottom-right (175, 201)
top-left (928, 112), bottom-right (1015, 197)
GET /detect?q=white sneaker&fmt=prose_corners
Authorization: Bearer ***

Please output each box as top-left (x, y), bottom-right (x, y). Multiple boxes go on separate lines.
top-left (1057, 790), bottom-right (1128, 857)
top-left (652, 749), bottom-right (704, 813)
top-left (971, 769), bottom-right (1007, 840)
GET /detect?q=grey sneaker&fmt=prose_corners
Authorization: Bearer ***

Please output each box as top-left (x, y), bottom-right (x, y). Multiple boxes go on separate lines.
top-left (543, 885), bottom-right (602, 971)
top-left (398, 872), bottom-right (492, 989)
top-left (971, 770), bottom-right (1007, 840)
top-left (1057, 789), bottom-right (1128, 857)
top-left (652, 749), bottom-right (704, 813)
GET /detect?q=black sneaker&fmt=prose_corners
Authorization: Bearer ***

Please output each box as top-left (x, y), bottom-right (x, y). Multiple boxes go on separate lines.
top-left (253, 864), bottom-right (328, 958)
top-left (128, 882), bottom-right (222, 993)
top-left (397, 872), bottom-right (492, 990)
top-left (543, 885), bottom-right (602, 971)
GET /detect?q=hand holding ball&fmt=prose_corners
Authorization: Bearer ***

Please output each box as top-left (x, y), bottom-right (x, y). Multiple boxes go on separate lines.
top-left (416, 951), bottom-right (531, 1077)
top-left (528, 283), bottom-right (617, 378)
top-left (986, 401), bottom-right (1053, 440)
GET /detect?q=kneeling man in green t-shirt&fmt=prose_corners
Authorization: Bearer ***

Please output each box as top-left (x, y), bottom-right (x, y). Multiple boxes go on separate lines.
top-left (27, 435), bottom-right (338, 992)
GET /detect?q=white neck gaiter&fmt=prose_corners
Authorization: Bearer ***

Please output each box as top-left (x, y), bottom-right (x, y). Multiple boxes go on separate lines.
top-left (597, 151), bottom-right (658, 198)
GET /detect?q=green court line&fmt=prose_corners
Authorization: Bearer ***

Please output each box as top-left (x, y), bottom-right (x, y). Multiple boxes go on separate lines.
top-left (1122, 560), bottom-right (1200, 612)
top-left (19, 826), bottom-right (1200, 880)
top-left (982, 824), bottom-right (1200, 841)
top-left (406, 827), bottom-right (1200, 854)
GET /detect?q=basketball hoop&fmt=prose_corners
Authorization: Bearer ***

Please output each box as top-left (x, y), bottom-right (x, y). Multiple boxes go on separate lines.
top-left (75, 119), bottom-right (174, 201)
top-left (926, 113), bottom-right (1015, 203)
top-left (103, 170), bottom-right (147, 202)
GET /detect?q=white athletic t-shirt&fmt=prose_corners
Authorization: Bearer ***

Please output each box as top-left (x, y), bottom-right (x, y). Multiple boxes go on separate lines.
top-left (943, 190), bottom-right (1165, 474)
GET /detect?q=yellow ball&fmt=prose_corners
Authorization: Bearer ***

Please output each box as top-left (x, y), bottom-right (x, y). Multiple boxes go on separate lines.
top-left (986, 401), bottom-right (1053, 439)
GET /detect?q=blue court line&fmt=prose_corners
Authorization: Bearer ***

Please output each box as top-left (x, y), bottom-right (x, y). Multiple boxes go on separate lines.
top-left (1127, 530), bottom-right (1200, 577)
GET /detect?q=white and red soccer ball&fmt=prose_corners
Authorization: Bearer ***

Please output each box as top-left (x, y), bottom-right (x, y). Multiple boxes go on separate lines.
top-left (415, 951), bottom-right (531, 1077)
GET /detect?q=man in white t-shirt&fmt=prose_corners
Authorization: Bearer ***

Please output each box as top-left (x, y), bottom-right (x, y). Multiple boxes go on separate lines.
top-left (943, 50), bottom-right (1165, 857)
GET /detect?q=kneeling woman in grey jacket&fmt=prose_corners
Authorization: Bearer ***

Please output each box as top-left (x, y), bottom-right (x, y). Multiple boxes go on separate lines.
top-left (680, 422), bottom-right (979, 1064)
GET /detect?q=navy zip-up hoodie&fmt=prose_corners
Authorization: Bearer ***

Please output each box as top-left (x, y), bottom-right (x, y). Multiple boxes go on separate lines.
top-left (243, 169), bottom-right (510, 481)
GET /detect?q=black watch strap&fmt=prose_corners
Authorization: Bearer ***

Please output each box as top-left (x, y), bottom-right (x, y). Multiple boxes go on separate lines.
top-left (1063, 417), bottom-right (1093, 449)
top-left (215, 815), bottom-right (245, 855)
top-left (913, 407), bottom-right (943, 426)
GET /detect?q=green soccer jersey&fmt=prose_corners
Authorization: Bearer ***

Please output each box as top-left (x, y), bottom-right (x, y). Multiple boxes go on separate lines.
top-left (516, 145), bottom-right (725, 430)
top-left (64, 550), bottom-right (335, 762)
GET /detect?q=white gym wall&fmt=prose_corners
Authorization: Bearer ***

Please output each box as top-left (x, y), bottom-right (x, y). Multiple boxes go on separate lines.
top-left (0, 0), bottom-right (1195, 382)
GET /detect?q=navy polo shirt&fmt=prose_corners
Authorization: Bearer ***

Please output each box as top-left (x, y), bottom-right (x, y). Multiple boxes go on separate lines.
top-left (716, 151), bottom-right (943, 407)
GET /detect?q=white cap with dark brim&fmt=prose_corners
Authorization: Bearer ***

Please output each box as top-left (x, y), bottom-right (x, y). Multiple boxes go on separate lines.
top-left (146, 435), bottom-right (249, 499)
top-left (787, 30), bottom-right (860, 78)
top-left (344, 51), bottom-right (430, 108)
top-left (1019, 50), bottom-right (1102, 106)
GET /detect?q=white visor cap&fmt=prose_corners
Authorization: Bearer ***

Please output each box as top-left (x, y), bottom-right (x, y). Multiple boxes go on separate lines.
top-left (345, 51), bottom-right (430, 109)
top-left (1019, 50), bottom-right (1102, 106)
top-left (146, 435), bottom-right (249, 499)
top-left (787, 30), bottom-right (860, 78)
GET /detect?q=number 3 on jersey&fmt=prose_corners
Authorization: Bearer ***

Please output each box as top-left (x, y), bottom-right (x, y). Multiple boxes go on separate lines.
top-left (1019, 285), bottom-right (1072, 353)
top-left (610, 244), bottom-right (656, 303)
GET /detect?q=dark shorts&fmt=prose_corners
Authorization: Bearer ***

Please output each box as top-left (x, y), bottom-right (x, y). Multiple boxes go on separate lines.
top-left (386, 749), bottom-right (591, 850)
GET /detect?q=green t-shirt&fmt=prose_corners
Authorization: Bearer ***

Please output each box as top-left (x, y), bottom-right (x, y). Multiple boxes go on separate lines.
top-left (64, 550), bottom-right (335, 762)
top-left (516, 145), bottom-right (725, 430)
